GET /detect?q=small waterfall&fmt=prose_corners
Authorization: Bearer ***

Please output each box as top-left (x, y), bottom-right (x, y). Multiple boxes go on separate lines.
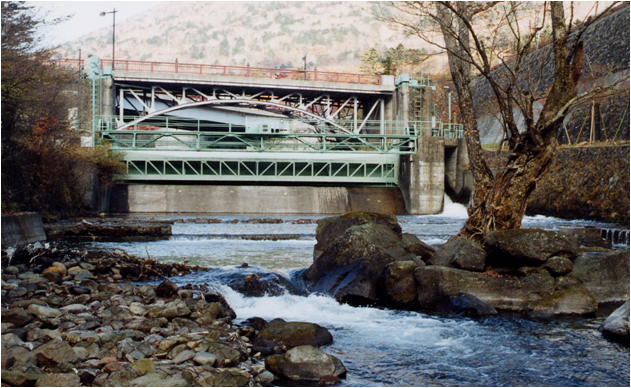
top-left (601, 228), bottom-right (630, 246)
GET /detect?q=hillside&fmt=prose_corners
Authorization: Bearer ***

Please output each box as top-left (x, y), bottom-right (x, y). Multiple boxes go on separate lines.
top-left (57, 1), bottom-right (438, 73)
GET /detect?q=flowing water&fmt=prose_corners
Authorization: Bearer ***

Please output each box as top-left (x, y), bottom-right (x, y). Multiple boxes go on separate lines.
top-left (79, 198), bottom-right (630, 386)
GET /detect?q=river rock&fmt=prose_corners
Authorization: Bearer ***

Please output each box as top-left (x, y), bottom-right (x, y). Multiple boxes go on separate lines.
top-left (485, 228), bottom-right (581, 267)
top-left (543, 256), bottom-right (574, 276)
top-left (440, 293), bottom-right (498, 317)
top-left (378, 261), bottom-right (419, 309)
top-left (313, 211), bottom-right (402, 260)
top-left (402, 233), bottom-right (436, 262)
top-left (265, 345), bottom-right (346, 382)
top-left (429, 235), bottom-right (487, 271)
top-left (415, 265), bottom-right (555, 311)
top-left (529, 286), bottom-right (598, 318)
top-left (193, 351), bottom-right (218, 366)
top-left (155, 280), bottom-right (179, 298)
top-left (569, 248), bottom-right (630, 303)
top-left (213, 370), bottom-right (250, 387)
top-left (33, 338), bottom-right (78, 366)
top-left (2, 308), bottom-right (35, 327)
top-left (599, 300), bottom-right (630, 345)
top-left (305, 219), bottom-right (417, 305)
top-left (253, 321), bottom-right (333, 350)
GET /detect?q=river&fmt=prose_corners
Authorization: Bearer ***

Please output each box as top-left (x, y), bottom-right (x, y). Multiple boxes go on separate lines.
top-left (79, 198), bottom-right (630, 386)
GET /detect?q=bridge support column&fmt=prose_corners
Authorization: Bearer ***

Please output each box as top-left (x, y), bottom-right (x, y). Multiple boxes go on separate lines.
top-left (399, 136), bottom-right (444, 214)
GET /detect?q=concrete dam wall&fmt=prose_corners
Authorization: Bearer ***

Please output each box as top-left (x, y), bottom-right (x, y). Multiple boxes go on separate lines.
top-left (110, 185), bottom-right (408, 215)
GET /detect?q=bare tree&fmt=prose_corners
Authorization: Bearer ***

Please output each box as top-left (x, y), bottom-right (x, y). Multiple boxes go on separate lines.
top-left (378, 1), bottom-right (626, 243)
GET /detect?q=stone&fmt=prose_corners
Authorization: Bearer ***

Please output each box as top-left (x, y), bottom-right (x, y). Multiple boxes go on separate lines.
top-left (599, 300), bottom-right (630, 345)
top-left (305, 221), bottom-right (417, 305)
top-left (415, 265), bottom-right (555, 311)
top-left (193, 351), bottom-right (217, 366)
top-left (440, 293), bottom-right (498, 317)
top-left (253, 321), bottom-right (333, 350)
top-left (429, 235), bottom-right (487, 271)
top-left (155, 300), bottom-right (191, 319)
top-left (204, 341), bottom-right (243, 365)
top-left (554, 276), bottom-right (583, 291)
top-left (313, 211), bottom-right (402, 260)
top-left (265, 345), bottom-right (346, 382)
top-left (570, 249), bottom-right (630, 303)
top-left (213, 370), bottom-right (250, 387)
top-left (69, 286), bottom-right (92, 295)
top-left (256, 371), bottom-right (275, 384)
top-left (33, 338), bottom-right (78, 366)
top-left (2, 308), bottom-right (35, 327)
top-left (155, 280), bottom-right (179, 298)
top-left (135, 284), bottom-right (156, 301)
top-left (378, 261), bottom-right (419, 309)
top-left (544, 256), bottom-right (574, 276)
top-left (529, 286), bottom-right (598, 318)
top-left (402, 233), bottom-right (436, 263)
top-left (61, 304), bottom-right (88, 314)
top-left (172, 349), bottom-right (195, 364)
top-left (128, 372), bottom-right (170, 387)
top-left (129, 302), bottom-right (147, 316)
top-left (65, 330), bottom-right (100, 345)
top-left (0, 370), bottom-right (45, 386)
top-left (99, 329), bottom-right (137, 344)
top-left (485, 228), bottom-right (581, 266)
top-left (126, 317), bottom-right (168, 332)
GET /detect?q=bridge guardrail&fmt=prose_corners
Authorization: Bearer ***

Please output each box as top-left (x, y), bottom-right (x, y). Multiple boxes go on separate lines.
top-left (58, 58), bottom-right (383, 85)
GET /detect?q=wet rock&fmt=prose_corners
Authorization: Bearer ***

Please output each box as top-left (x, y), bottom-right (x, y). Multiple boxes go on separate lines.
top-left (440, 293), bottom-right (498, 317)
top-left (599, 300), bottom-right (630, 345)
top-left (570, 249), bottom-right (630, 303)
top-left (265, 345), bottom-right (346, 382)
top-left (529, 286), bottom-right (598, 318)
top-left (254, 321), bottom-right (333, 350)
top-left (305, 220), bottom-right (417, 306)
top-left (378, 261), bottom-right (419, 309)
top-left (485, 229), bottom-right (581, 267)
top-left (415, 265), bottom-right (555, 311)
top-left (256, 370), bottom-right (275, 384)
top-left (429, 235), bottom-right (486, 271)
top-left (155, 280), bottom-right (179, 298)
top-left (69, 285), bottom-right (92, 295)
top-left (227, 270), bottom-right (304, 297)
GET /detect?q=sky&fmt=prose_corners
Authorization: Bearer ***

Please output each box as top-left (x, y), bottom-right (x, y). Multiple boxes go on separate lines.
top-left (28, 1), bottom-right (159, 46)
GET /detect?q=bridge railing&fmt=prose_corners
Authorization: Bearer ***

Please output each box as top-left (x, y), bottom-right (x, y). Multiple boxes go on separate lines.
top-left (58, 58), bottom-right (383, 85)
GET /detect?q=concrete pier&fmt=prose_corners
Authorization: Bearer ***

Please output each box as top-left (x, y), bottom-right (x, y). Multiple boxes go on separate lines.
top-left (1, 213), bottom-right (47, 247)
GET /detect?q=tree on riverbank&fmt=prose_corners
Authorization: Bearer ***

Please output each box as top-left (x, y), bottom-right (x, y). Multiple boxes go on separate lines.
top-left (379, 1), bottom-right (627, 243)
top-left (1, 2), bottom-right (123, 219)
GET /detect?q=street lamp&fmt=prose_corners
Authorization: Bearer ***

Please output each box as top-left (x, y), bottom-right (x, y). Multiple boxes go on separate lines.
top-left (100, 8), bottom-right (118, 68)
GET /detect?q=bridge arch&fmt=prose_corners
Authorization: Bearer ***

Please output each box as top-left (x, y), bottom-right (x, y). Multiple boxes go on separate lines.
top-left (117, 98), bottom-right (352, 134)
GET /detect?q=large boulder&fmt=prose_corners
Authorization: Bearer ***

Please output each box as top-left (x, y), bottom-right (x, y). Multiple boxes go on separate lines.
top-left (599, 300), bottom-right (630, 345)
top-left (415, 265), bottom-right (555, 311)
top-left (265, 345), bottom-right (346, 383)
top-left (429, 236), bottom-right (487, 271)
top-left (569, 248), bottom-right (630, 303)
top-left (253, 321), bottom-right (333, 350)
top-left (305, 218), bottom-right (419, 305)
top-left (439, 293), bottom-right (498, 317)
top-left (313, 211), bottom-right (401, 261)
top-left (529, 286), bottom-right (598, 318)
top-left (402, 233), bottom-right (435, 263)
top-left (377, 261), bottom-right (420, 309)
top-left (484, 229), bottom-right (581, 267)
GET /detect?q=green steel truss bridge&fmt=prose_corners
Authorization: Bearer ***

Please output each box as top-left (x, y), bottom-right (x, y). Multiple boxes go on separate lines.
top-left (68, 57), bottom-right (462, 185)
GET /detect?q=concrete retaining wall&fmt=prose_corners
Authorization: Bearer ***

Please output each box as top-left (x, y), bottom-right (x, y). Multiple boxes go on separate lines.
top-left (1, 213), bottom-right (47, 247)
top-left (110, 185), bottom-right (407, 215)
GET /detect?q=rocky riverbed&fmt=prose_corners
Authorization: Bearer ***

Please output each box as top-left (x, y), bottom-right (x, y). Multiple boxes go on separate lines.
top-left (1, 243), bottom-right (343, 387)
